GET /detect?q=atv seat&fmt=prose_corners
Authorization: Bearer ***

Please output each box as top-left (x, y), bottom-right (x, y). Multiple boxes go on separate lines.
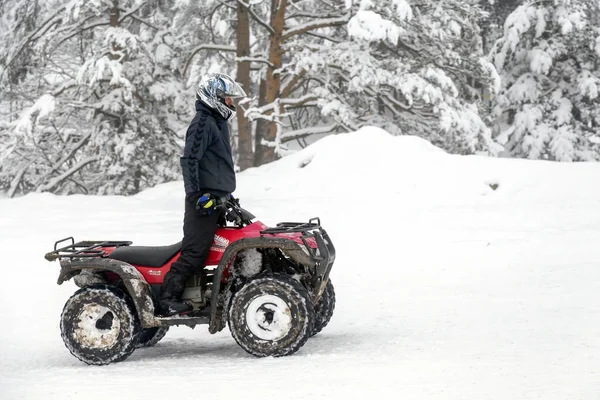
top-left (108, 242), bottom-right (182, 267)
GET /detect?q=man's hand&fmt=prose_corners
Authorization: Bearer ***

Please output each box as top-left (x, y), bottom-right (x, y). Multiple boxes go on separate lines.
top-left (195, 193), bottom-right (215, 215)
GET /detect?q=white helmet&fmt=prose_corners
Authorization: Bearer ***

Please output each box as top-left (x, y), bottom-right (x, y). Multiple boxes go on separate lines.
top-left (196, 73), bottom-right (247, 121)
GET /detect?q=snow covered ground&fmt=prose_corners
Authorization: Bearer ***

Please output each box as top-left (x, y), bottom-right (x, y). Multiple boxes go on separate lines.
top-left (1, 127), bottom-right (599, 399)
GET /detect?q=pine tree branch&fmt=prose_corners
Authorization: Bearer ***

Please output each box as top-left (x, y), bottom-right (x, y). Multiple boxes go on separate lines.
top-left (236, 56), bottom-right (274, 67)
top-left (286, 11), bottom-right (344, 20)
top-left (305, 31), bottom-right (341, 43)
top-left (217, 0), bottom-right (236, 10)
top-left (118, 2), bottom-right (157, 29)
top-left (67, 102), bottom-right (123, 120)
top-left (381, 91), bottom-right (413, 112)
top-left (263, 94), bottom-right (319, 112)
top-left (280, 124), bottom-right (338, 143)
top-left (285, 101), bottom-right (318, 109)
top-left (53, 81), bottom-right (78, 97)
top-left (123, 14), bottom-right (160, 31)
top-left (245, 94), bottom-right (318, 121)
top-left (281, 70), bottom-right (307, 97)
top-left (329, 65), bottom-right (417, 117)
top-left (52, 15), bottom-right (96, 36)
top-left (183, 44), bottom-right (237, 77)
top-left (34, 131), bottom-right (93, 187)
top-left (37, 156), bottom-right (101, 193)
top-left (52, 22), bottom-right (113, 54)
top-left (282, 13), bottom-right (351, 42)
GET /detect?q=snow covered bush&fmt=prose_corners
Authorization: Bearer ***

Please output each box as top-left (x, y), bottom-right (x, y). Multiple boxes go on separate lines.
top-left (491, 0), bottom-right (600, 161)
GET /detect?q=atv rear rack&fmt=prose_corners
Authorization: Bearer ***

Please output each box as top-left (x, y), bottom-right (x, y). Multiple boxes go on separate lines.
top-left (44, 237), bottom-right (132, 262)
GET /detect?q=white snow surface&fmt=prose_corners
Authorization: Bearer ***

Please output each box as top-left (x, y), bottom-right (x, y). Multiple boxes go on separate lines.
top-left (1, 126), bottom-right (599, 399)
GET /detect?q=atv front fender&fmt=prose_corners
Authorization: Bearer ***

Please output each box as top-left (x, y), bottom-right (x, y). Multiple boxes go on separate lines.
top-left (57, 258), bottom-right (157, 328)
top-left (208, 237), bottom-right (316, 334)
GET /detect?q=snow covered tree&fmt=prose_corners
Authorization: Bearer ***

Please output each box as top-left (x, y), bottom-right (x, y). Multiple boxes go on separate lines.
top-left (0, 0), bottom-right (190, 196)
top-left (491, 0), bottom-right (600, 161)
top-left (294, 0), bottom-right (501, 154)
top-left (480, 0), bottom-right (524, 53)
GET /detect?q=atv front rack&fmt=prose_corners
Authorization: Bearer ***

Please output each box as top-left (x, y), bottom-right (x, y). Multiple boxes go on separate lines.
top-left (44, 237), bottom-right (132, 262)
top-left (261, 218), bottom-right (335, 297)
top-left (259, 217), bottom-right (322, 234)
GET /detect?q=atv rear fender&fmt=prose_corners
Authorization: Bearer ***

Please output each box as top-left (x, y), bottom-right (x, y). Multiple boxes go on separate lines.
top-left (57, 258), bottom-right (157, 328)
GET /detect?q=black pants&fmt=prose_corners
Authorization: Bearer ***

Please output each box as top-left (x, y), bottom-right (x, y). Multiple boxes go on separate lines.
top-left (161, 200), bottom-right (223, 299)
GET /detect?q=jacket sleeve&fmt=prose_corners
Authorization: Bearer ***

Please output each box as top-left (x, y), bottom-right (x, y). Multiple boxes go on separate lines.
top-left (180, 118), bottom-right (214, 198)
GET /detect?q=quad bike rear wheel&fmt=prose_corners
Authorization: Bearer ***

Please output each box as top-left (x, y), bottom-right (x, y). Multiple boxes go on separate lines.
top-left (311, 279), bottom-right (336, 336)
top-left (60, 284), bottom-right (141, 365)
top-left (228, 274), bottom-right (314, 357)
top-left (136, 327), bottom-right (169, 348)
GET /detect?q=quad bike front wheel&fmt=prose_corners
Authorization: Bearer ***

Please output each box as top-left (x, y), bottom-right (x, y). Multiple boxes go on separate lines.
top-left (60, 284), bottom-right (141, 365)
top-left (311, 279), bottom-right (336, 337)
top-left (228, 274), bottom-right (314, 357)
top-left (136, 327), bottom-right (169, 348)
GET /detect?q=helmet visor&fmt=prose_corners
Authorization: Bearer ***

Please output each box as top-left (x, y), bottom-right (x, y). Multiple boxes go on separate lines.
top-left (217, 76), bottom-right (247, 99)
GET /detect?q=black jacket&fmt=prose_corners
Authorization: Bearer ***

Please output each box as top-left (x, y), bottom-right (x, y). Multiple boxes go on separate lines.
top-left (180, 100), bottom-right (236, 200)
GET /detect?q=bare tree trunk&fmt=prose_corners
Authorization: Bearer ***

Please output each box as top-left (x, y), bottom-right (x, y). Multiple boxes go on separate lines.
top-left (109, 0), bottom-right (121, 62)
top-left (254, 0), bottom-right (287, 166)
top-left (254, 79), bottom-right (268, 167)
top-left (8, 166), bottom-right (28, 198)
top-left (110, 1), bottom-right (120, 27)
top-left (236, 2), bottom-right (253, 171)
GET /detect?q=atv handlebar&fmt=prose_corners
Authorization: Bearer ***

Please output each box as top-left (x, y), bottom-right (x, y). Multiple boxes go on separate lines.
top-left (222, 198), bottom-right (255, 227)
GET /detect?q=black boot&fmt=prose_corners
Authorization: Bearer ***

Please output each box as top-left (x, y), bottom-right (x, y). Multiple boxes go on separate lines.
top-left (159, 295), bottom-right (192, 317)
top-left (158, 274), bottom-right (192, 317)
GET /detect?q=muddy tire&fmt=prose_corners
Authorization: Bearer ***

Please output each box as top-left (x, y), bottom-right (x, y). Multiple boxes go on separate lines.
top-left (136, 327), bottom-right (169, 348)
top-left (228, 274), bottom-right (314, 357)
top-left (60, 284), bottom-right (141, 365)
top-left (311, 279), bottom-right (336, 337)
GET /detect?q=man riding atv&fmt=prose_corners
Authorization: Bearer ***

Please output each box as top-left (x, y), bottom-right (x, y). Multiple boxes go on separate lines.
top-left (44, 74), bottom-right (336, 365)
top-left (160, 72), bottom-right (246, 316)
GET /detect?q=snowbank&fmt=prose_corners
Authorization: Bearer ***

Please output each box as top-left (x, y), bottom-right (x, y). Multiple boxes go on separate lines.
top-left (234, 126), bottom-right (600, 209)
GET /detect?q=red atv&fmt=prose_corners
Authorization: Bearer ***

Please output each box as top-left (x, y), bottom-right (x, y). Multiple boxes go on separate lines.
top-left (44, 198), bottom-right (336, 365)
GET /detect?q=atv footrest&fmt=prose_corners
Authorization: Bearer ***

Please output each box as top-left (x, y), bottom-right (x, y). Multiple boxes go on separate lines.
top-left (155, 315), bottom-right (210, 328)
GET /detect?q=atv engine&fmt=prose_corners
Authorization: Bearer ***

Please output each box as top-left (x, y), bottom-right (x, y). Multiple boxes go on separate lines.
top-left (180, 270), bottom-right (214, 310)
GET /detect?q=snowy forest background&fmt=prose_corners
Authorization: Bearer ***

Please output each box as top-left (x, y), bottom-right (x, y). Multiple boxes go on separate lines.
top-left (0, 0), bottom-right (599, 197)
